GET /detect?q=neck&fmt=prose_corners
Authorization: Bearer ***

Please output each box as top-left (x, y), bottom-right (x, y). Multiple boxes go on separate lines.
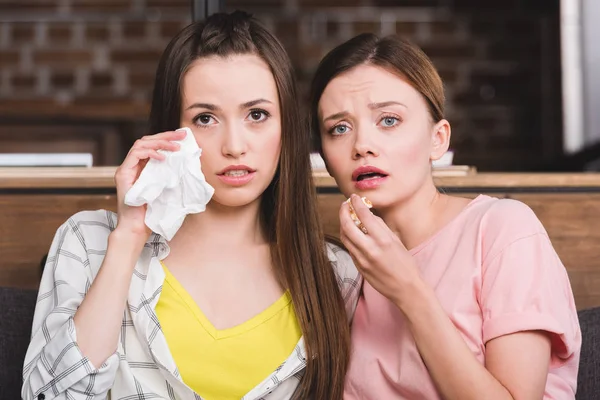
top-left (171, 197), bottom-right (267, 250)
top-left (377, 179), bottom-right (447, 250)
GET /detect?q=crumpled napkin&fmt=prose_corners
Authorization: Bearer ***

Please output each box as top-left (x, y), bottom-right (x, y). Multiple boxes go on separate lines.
top-left (124, 127), bottom-right (215, 240)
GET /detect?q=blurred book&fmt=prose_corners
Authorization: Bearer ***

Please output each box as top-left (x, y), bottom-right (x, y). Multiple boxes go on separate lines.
top-left (310, 153), bottom-right (327, 171)
top-left (0, 153), bottom-right (93, 167)
top-left (432, 150), bottom-right (454, 168)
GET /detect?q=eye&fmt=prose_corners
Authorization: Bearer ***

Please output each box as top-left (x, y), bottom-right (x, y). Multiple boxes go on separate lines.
top-left (380, 116), bottom-right (399, 127)
top-left (247, 109), bottom-right (270, 122)
top-left (330, 124), bottom-right (351, 136)
top-left (193, 114), bottom-right (216, 127)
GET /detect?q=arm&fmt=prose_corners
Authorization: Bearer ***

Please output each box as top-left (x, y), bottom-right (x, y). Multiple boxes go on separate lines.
top-left (21, 217), bottom-right (128, 400)
top-left (74, 130), bottom-right (184, 367)
top-left (22, 130), bottom-right (185, 400)
top-left (325, 242), bottom-right (363, 321)
top-left (397, 280), bottom-right (550, 400)
top-left (73, 229), bottom-right (145, 368)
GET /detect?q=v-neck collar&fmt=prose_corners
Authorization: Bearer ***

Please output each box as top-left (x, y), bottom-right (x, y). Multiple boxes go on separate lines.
top-left (160, 260), bottom-right (293, 340)
top-left (126, 233), bottom-right (308, 399)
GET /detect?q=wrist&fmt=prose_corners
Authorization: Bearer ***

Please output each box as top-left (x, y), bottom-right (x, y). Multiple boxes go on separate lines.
top-left (392, 276), bottom-right (437, 317)
top-left (112, 222), bottom-right (150, 243)
top-left (108, 228), bottom-right (148, 263)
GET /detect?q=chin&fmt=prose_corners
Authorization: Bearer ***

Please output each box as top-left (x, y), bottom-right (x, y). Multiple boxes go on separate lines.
top-left (346, 187), bottom-right (395, 208)
top-left (209, 188), bottom-right (266, 209)
top-left (339, 182), bottom-right (380, 197)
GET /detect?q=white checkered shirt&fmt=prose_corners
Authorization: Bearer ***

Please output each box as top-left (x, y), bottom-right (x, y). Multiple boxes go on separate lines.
top-left (22, 210), bottom-right (362, 400)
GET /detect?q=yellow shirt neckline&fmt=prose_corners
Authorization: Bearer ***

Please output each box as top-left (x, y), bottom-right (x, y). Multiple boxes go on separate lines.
top-left (160, 261), bottom-right (293, 340)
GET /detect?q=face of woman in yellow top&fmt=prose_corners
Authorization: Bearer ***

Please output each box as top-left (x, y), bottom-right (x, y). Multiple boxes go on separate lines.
top-left (179, 53), bottom-right (282, 210)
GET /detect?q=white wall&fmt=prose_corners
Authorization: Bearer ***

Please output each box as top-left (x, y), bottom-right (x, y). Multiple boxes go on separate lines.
top-left (582, 0), bottom-right (600, 146)
top-left (561, 0), bottom-right (600, 154)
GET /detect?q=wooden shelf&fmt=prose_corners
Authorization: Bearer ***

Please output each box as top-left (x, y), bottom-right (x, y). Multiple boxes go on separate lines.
top-left (2, 166), bottom-right (600, 189)
top-left (0, 100), bottom-right (149, 121)
top-left (0, 167), bottom-right (117, 189)
top-left (1, 166), bottom-right (600, 310)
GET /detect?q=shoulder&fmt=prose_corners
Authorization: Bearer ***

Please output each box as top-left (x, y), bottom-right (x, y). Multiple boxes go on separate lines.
top-left (59, 209), bottom-right (118, 247)
top-left (468, 195), bottom-right (547, 237)
top-left (483, 196), bottom-right (543, 228)
top-left (455, 195), bottom-right (549, 262)
top-left (324, 240), bottom-right (362, 288)
top-left (467, 195), bottom-right (553, 263)
top-left (324, 240), bottom-right (362, 320)
top-left (49, 209), bottom-right (117, 255)
top-left (66, 209), bottom-right (117, 228)
top-left (325, 241), bottom-right (355, 275)
top-left (39, 210), bottom-right (119, 291)
top-left (466, 195), bottom-right (542, 228)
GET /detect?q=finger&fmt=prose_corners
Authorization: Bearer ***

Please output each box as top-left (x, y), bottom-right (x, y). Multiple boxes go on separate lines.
top-left (120, 148), bottom-right (165, 171)
top-left (340, 231), bottom-right (368, 269)
top-left (340, 200), bottom-right (373, 250)
top-left (140, 130), bottom-right (187, 141)
top-left (131, 148), bottom-right (165, 162)
top-left (132, 139), bottom-right (181, 152)
top-left (370, 213), bottom-right (393, 235)
top-left (350, 194), bottom-right (386, 242)
top-left (339, 200), bottom-right (365, 237)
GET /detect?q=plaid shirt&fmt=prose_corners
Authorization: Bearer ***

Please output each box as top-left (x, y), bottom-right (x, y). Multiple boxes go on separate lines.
top-left (22, 210), bottom-right (361, 400)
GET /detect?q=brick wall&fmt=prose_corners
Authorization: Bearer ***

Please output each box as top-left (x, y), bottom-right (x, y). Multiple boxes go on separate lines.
top-left (0, 0), bottom-right (562, 170)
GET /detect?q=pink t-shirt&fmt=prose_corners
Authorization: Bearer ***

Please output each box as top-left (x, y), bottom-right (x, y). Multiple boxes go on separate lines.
top-left (344, 195), bottom-right (581, 399)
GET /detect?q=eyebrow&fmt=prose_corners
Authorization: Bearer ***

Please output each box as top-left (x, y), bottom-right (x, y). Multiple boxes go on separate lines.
top-left (323, 111), bottom-right (349, 123)
top-left (185, 98), bottom-right (273, 111)
top-left (322, 101), bottom-right (407, 122)
top-left (368, 101), bottom-right (407, 110)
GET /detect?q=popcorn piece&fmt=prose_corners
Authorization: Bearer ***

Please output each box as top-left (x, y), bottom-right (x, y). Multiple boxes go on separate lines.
top-left (345, 196), bottom-right (372, 234)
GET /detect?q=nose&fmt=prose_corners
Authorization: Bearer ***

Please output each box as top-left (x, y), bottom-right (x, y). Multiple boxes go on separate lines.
top-left (221, 122), bottom-right (247, 158)
top-left (352, 126), bottom-right (379, 160)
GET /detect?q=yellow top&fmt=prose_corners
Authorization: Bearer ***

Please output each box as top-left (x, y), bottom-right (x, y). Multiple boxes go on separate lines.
top-left (155, 262), bottom-right (302, 399)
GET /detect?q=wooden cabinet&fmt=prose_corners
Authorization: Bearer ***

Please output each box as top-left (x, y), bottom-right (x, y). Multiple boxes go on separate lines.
top-left (1, 168), bottom-right (599, 310)
top-left (0, 193), bottom-right (117, 288)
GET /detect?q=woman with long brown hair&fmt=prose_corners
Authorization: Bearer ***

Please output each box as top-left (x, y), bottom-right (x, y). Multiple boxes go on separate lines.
top-left (311, 33), bottom-right (581, 399)
top-left (22, 11), bottom-right (357, 400)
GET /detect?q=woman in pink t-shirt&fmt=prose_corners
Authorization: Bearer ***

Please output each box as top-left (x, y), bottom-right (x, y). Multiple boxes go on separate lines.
top-left (310, 33), bottom-right (581, 399)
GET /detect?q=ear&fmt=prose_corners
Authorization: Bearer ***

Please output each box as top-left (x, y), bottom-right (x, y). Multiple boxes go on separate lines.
top-left (430, 119), bottom-right (451, 161)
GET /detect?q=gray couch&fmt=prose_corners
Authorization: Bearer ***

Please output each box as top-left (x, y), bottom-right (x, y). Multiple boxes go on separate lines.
top-left (1, 286), bottom-right (599, 399)
top-left (0, 287), bottom-right (37, 400)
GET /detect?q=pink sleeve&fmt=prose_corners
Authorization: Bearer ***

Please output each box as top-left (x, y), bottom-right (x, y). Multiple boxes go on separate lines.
top-left (480, 232), bottom-right (581, 364)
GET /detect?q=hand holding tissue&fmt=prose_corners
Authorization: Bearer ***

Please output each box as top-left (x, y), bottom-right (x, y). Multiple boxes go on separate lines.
top-left (124, 127), bottom-right (214, 240)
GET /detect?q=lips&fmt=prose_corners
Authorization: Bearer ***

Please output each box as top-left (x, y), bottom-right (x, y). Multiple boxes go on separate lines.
top-left (216, 165), bottom-right (257, 186)
top-left (351, 165), bottom-right (389, 190)
top-left (217, 165), bottom-right (256, 176)
top-left (352, 165), bottom-right (389, 182)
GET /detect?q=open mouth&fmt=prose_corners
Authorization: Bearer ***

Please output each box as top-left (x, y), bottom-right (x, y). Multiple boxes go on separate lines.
top-left (352, 165), bottom-right (389, 189)
top-left (218, 164), bottom-right (257, 176)
top-left (355, 172), bottom-right (387, 182)
top-left (352, 165), bottom-right (389, 181)
top-left (221, 170), bottom-right (251, 177)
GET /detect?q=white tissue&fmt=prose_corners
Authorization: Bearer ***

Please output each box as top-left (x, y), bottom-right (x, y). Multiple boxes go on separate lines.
top-left (124, 127), bottom-right (215, 240)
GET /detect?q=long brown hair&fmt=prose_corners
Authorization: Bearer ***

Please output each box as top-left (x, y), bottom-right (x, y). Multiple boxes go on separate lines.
top-left (149, 10), bottom-right (350, 399)
top-left (310, 33), bottom-right (445, 150)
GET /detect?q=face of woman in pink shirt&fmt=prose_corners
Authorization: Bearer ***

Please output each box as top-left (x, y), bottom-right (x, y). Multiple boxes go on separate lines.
top-left (317, 64), bottom-right (451, 209)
